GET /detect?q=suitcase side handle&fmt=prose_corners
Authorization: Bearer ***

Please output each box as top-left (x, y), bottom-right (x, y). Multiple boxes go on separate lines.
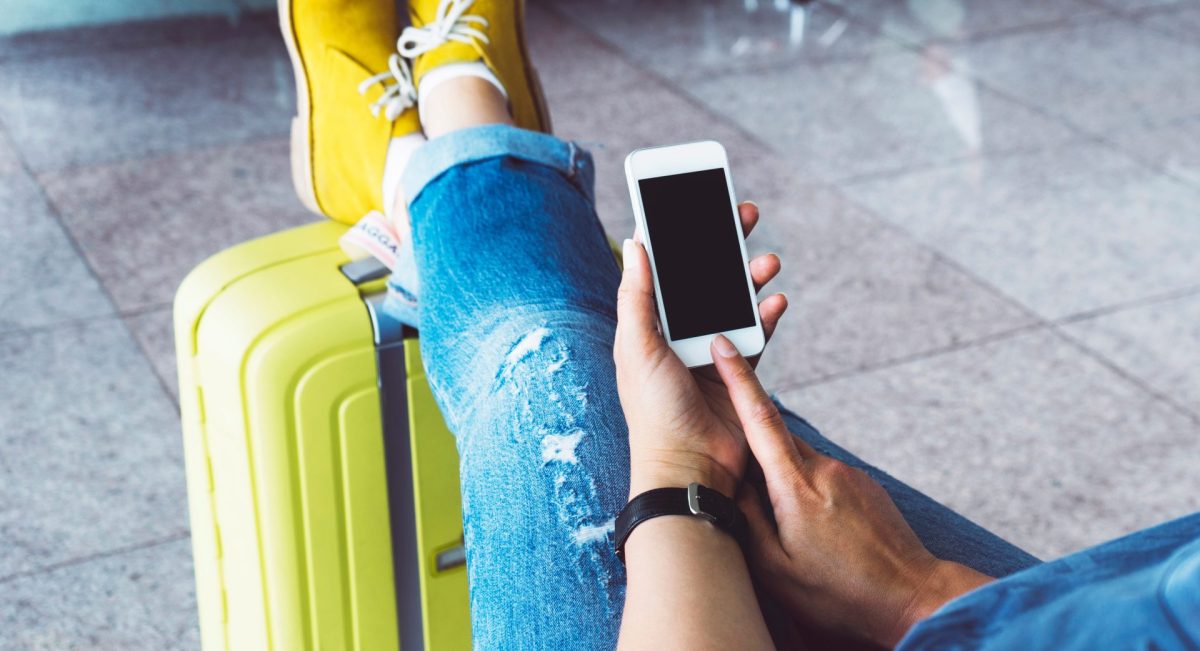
top-left (435, 544), bottom-right (467, 572)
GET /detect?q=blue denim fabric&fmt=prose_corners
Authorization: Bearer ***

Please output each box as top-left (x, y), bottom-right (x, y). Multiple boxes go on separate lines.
top-left (384, 125), bottom-right (1039, 648)
top-left (899, 514), bottom-right (1200, 650)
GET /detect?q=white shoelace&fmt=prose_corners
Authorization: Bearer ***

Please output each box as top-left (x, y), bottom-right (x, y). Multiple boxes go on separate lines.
top-left (396, 0), bottom-right (491, 59)
top-left (358, 53), bottom-right (417, 121)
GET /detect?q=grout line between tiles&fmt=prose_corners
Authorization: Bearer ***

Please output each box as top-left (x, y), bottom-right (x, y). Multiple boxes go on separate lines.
top-left (773, 293), bottom-right (1200, 428)
top-left (0, 9), bottom-right (280, 65)
top-left (771, 320), bottom-right (1048, 395)
top-left (836, 2), bottom-right (1123, 48)
top-left (821, 1), bottom-right (1200, 191)
top-left (954, 72), bottom-right (1200, 191)
top-left (27, 131), bottom-right (293, 179)
top-left (900, 15), bottom-right (1200, 190)
top-left (536, 0), bottom-right (809, 175)
top-left (0, 303), bottom-right (173, 343)
top-left (1049, 325), bottom-right (1200, 426)
top-left (0, 531), bottom-right (191, 586)
top-left (774, 281), bottom-right (1200, 398)
top-left (1052, 284), bottom-right (1200, 327)
top-left (0, 117), bottom-right (181, 408)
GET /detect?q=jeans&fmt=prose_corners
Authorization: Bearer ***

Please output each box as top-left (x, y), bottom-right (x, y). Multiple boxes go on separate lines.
top-left (382, 125), bottom-right (1040, 649)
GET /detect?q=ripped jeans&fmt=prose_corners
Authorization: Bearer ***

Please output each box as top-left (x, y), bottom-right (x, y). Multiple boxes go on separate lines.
top-left (382, 125), bottom-right (1040, 649)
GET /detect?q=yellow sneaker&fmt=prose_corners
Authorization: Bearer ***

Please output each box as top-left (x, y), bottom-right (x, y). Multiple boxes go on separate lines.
top-left (279, 0), bottom-right (422, 225)
top-left (400, 0), bottom-right (551, 133)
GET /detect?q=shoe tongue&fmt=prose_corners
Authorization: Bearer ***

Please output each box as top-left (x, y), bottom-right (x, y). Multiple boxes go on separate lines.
top-left (413, 41), bottom-right (486, 86)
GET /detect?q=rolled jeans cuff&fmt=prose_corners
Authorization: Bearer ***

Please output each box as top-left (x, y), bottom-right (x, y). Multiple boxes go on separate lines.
top-left (401, 124), bottom-right (597, 207)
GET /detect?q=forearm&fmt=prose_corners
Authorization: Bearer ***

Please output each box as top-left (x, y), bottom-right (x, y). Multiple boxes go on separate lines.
top-left (617, 516), bottom-right (773, 651)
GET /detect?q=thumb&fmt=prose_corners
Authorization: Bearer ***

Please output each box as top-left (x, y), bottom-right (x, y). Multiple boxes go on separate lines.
top-left (616, 238), bottom-right (660, 354)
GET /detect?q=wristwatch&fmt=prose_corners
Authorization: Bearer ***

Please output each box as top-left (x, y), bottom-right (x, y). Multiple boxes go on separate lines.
top-left (614, 482), bottom-right (746, 562)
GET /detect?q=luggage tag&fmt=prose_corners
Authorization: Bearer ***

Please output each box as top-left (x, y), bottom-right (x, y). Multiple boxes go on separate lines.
top-left (340, 210), bottom-right (402, 270)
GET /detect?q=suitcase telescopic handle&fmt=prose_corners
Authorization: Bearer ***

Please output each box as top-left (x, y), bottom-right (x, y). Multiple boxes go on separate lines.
top-left (341, 257), bottom-right (391, 285)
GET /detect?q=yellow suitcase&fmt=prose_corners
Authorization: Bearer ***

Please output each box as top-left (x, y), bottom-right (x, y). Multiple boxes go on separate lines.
top-left (174, 220), bottom-right (471, 650)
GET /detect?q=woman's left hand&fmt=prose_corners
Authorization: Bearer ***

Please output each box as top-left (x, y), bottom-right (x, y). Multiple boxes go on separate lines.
top-left (614, 201), bottom-right (787, 499)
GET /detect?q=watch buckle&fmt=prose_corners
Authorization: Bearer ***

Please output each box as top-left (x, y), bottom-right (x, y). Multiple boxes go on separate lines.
top-left (687, 482), bottom-right (717, 523)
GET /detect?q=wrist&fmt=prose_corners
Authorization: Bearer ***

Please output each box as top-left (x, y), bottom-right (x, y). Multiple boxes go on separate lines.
top-left (629, 455), bottom-right (738, 500)
top-left (885, 560), bottom-right (993, 646)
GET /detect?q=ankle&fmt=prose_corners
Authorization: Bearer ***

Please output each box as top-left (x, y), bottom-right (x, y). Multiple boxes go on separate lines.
top-left (420, 75), bottom-right (513, 139)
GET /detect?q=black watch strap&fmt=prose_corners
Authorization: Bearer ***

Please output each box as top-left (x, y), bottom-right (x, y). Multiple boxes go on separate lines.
top-left (614, 483), bottom-right (746, 563)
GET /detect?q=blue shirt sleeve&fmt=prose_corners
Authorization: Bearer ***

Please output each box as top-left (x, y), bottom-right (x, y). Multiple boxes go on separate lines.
top-left (897, 513), bottom-right (1200, 650)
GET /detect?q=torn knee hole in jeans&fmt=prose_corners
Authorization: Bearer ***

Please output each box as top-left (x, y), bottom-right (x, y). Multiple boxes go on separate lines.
top-left (495, 325), bottom-right (623, 602)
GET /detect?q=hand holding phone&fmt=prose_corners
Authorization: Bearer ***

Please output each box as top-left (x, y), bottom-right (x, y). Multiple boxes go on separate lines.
top-left (625, 141), bottom-right (765, 367)
top-left (614, 197), bottom-right (788, 500)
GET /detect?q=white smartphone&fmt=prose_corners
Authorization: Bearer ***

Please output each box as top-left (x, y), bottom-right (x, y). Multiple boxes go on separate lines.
top-left (625, 140), bottom-right (766, 368)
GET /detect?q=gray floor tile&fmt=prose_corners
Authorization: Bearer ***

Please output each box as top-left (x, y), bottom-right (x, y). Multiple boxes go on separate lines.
top-left (1089, 0), bottom-right (1196, 12)
top-left (0, 538), bottom-right (199, 650)
top-left (237, 0), bottom-right (280, 10)
top-left (1, 0), bottom-right (238, 36)
top-left (0, 320), bottom-right (187, 579)
top-left (1063, 292), bottom-right (1200, 412)
top-left (0, 129), bottom-right (22, 176)
top-left (0, 30), bottom-right (293, 171)
top-left (776, 329), bottom-right (1200, 558)
top-left (1134, 4), bottom-right (1200, 43)
top-left (686, 50), bottom-right (1078, 182)
top-left (550, 79), bottom-right (820, 238)
top-left (750, 184), bottom-right (1037, 392)
top-left (550, 0), bottom-right (900, 81)
top-left (124, 307), bottom-right (180, 403)
top-left (828, 0), bottom-right (1108, 44)
top-left (40, 138), bottom-right (315, 312)
top-left (0, 170), bottom-right (114, 334)
top-left (842, 142), bottom-right (1200, 318)
top-left (0, 11), bottom-right (279, 63)
top-left (526, 3), bottom-right (654, 105)
top-left (1106, 113), bottom-right (1200, 188)
top-left (962, 16), bottom-right (1200, 136)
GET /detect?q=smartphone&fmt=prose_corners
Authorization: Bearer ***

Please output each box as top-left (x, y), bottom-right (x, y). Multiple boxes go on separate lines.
top-left (625, 140), bottom-right (766, 368)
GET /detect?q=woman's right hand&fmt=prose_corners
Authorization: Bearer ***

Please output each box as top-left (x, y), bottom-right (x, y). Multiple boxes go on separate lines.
top-left (709, 346), bottom-right (994, 647)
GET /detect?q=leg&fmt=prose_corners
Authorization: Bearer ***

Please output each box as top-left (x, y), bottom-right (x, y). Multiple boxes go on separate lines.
top-left (404, 126), bottom-right (627, 649)
top-left (395, 127), bottom-right (1038, 647)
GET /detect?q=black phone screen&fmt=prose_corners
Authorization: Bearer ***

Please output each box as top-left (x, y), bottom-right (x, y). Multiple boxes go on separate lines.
top-left (638, 168), bottom-right (756, 340)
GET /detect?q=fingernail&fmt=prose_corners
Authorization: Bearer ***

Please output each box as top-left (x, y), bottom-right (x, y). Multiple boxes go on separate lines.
top-left (713, 334), bottom-right (739, 358)
top-left (743, 200), bottom-right (759, 209)
top-left (622, 238), bottom-right (635, 261)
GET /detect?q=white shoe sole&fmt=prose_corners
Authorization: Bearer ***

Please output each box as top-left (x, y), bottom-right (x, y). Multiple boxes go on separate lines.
top-left (278, 0), bottom-right (322, 217)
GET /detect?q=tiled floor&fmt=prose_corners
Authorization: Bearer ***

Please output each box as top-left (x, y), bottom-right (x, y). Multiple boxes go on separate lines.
top-left (2, 0), bottom-right (1198, 647)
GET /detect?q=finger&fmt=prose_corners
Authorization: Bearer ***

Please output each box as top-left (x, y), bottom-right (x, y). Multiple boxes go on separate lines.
top-left (759, 293), bottom-right (788, 344)
top-left (616, 239), bottom-right (659, 353)
top-left (749, 253), bottom-right (781, 293)
top-left (739, 201), bottom-right (760, 237)
top-left (747, 293), bottom-right (788, 371)
top-left (711, 335), bottom-right (817, 471)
